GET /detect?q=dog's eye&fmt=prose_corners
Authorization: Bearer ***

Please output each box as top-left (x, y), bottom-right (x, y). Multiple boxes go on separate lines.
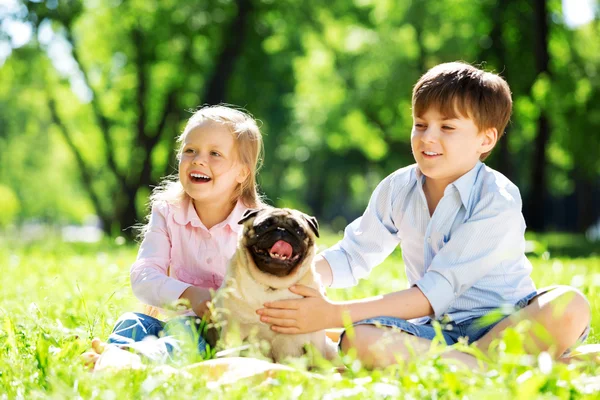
top-left (295, 227), bottom-right (304, 236)
top-left (255, 218), bottom-right (274, 234)
top-left (254, 224), bottom-right (268, 234)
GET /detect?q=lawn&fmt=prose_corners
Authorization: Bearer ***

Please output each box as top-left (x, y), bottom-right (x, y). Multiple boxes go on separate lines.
top-left (0, 230), bottom-right (599, 398)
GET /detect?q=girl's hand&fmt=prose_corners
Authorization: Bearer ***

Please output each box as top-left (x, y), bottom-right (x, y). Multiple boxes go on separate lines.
top-left (256, 285), bottom-right (339, 334)
top-left (180, 286), bottom-right (212, 317)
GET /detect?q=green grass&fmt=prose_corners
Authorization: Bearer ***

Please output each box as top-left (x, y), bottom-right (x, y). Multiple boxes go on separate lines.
top-left (1, 231), bottom-right (599, 398)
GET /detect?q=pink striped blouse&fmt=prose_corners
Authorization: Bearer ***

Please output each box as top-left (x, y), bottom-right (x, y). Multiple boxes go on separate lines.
top-left (130, 196), bottom-right (248, 308)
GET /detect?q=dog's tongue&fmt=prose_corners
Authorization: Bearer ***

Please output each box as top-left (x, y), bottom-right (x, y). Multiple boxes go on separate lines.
top-left (270, 240), bottom-right (293, 258)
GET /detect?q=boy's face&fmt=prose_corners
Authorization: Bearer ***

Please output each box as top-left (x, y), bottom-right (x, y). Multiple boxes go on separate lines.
top-left (411, 107), bottom-right (496, 188)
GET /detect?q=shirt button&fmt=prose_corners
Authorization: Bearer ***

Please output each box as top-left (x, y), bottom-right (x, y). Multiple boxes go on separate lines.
top-left (207, 258), bottom-right (212, 264)
top-left (427, 237), bottom-right (431, 243)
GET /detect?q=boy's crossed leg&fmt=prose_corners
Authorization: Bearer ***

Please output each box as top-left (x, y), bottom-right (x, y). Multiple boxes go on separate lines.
top-left (474, 285), bottom-right (591, 359)
top-left (340, 286), bottom-right (590, 369)
top-left (340, 325), bottom-right (481, 369)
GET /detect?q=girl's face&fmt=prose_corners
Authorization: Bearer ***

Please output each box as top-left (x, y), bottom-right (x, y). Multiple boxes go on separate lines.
top-left (179, 121), bottom-right (248, 208)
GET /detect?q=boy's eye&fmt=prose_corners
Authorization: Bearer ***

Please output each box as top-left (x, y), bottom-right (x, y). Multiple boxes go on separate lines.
top-left (414, 123), bottom-right (426, 129)
top-left (442, 125), bottom-right (455, 130)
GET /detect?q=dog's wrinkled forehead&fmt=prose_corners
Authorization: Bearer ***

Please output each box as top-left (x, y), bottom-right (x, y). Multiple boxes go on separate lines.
top-left (255, 209), bottom-right (296, 224)
top-left (237, 207), bottom-right (319, 238)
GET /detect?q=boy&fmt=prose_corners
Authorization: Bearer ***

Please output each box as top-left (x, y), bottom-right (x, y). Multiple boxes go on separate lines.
top-left (257, 62), bottom-right (590, 368)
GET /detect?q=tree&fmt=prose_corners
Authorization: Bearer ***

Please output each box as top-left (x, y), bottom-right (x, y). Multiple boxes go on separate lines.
top-left (525, 0), bottom-right (552, 231)
top-left (21, 0), bottom-right (256, 236)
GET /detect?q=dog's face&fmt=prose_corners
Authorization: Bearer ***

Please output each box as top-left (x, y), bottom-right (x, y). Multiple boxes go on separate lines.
top-left (238, 208), bottom-right (319, 278)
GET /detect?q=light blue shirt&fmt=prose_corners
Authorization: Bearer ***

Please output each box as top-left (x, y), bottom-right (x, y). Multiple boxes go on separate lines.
top-left (322, 161), bottom-right (536, 323)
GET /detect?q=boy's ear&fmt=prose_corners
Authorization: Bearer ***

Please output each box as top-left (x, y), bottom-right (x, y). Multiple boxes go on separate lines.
top-left (480, 127), bottom-right (498, 153)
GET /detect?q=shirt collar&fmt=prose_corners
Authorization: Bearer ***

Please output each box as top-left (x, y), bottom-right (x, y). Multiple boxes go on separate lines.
top-left (173, 197), bottom-right (248, 232)
top-left (218, 200), bottom-right (248, 233)
top-left (414, 161), bottom-right (483, 209)
top-left (450, 161), bottom-right (483, 208)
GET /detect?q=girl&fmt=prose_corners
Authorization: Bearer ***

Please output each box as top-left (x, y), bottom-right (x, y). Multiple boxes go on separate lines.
top-left (83, 105), bottom-right (265, 367)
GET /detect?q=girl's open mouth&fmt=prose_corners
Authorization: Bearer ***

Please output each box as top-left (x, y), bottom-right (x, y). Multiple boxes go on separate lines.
top-left (189, 172), bottom-right (212, 183)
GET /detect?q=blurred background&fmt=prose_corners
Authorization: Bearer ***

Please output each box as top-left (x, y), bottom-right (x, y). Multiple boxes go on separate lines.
top-left (0, 0), bottom-right (598, 243)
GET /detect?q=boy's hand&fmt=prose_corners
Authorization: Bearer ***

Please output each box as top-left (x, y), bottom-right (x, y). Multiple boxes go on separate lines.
top-left (256, 285), bottom-right (338, 334)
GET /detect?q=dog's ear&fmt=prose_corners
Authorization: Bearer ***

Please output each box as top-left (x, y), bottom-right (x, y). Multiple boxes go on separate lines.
top-left (302, 215), bottom-right (320, 238)
top-left (238, 208), bottom-right (261, 225)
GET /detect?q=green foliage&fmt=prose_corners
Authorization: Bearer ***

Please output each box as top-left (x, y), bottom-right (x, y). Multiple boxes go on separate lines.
top-left (0, 184), bottom-right (20, 227)
top-left (0, 232), bottom-right (599, 397)
top-left (0, 0), bottom-right (598, 233)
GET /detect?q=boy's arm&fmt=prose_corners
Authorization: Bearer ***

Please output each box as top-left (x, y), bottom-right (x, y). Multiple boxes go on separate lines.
top-left (262, 238), bottom-right (436, 333)
top-left (261, 188), bottom-right (526, 333)
top-left (319, 173), bottom-right (404, 288)
top-left (258, 285), bottom-right (433, 333)
top-left (315, 255), bottom-right (333, 287)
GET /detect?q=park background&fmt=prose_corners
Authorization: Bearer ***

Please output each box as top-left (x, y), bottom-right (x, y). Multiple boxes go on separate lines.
top-left (1, 0), bottom-right (600, 398)
top-left (0, 0), bottom-right (599, 239)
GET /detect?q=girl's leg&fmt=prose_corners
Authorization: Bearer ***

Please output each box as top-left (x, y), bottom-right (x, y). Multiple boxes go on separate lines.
top-left (340, 325), bottom-right (481, 369)
top-left (475, 286), bottom-right (591, 357)
top-left (163, 317), bottom-right (208, 356)
top-left (108, 312), bottom-right (165, 345)
top-left (82, 312), bottom-right (165, 368)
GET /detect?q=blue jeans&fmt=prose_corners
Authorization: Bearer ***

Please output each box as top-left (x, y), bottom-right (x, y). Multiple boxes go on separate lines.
top-left (107, 312), bottom-right (209, 362)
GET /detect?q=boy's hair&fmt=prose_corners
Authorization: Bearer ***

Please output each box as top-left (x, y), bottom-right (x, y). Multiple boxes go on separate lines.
top-left (146, 104), bottom-right (265, 224)
top-left (412, 62), bottom-right (512, 160)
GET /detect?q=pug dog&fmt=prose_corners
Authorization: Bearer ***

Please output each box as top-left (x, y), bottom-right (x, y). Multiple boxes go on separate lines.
top-left (210, 207), bottom-right (337, 363)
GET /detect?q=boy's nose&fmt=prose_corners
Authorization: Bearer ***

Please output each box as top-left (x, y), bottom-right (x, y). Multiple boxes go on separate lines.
top-left (421, 128), bottom-right (439, 143)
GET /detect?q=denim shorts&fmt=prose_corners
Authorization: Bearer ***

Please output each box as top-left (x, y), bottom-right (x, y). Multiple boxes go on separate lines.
top-left (343, 288), bottom-right (590, 357)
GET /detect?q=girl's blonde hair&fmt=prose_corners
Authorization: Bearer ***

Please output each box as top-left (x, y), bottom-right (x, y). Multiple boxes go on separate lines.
top-left (140, 105), bottom-right (265, 238)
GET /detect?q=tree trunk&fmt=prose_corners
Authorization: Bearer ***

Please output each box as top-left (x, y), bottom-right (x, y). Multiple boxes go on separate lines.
top-left (526, 0), bottom-right (551, 231)
top-left (575, 176), bottom-right (598, 232)
top-left (481, 0), bottom-right (513, 180)
top-left (203, 0), bottom-right (253, 104)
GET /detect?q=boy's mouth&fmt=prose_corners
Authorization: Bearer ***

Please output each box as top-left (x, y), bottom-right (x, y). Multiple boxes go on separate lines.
top-left (189, 172), bottom-right (212, 183)
top-left (422, 151), bottom-right (442, 158)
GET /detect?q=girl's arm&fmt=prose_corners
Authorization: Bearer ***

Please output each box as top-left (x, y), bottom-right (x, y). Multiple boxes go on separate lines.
top-left (130, 203), bottom-right (194, 308)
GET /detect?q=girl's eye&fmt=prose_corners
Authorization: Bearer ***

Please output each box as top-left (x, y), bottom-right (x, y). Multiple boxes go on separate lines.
top-left (210, 151), bottom-right (221, 157)
top-left (184, 148), bottom-right (195, 154)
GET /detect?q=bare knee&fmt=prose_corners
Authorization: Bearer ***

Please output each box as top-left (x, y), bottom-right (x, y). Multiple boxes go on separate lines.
top-left (340, 326), bottom-right (387, 368)
top-left (560, 287), bottom-right (590, 330)
top-left (540, 286), bottom-right (591, 352)
top-left (340, 325), bottom-right (377, 355)
top-left (549, 286), bottom-right (590, 327)
top-left (341, 325), bottom-right (415, 369)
